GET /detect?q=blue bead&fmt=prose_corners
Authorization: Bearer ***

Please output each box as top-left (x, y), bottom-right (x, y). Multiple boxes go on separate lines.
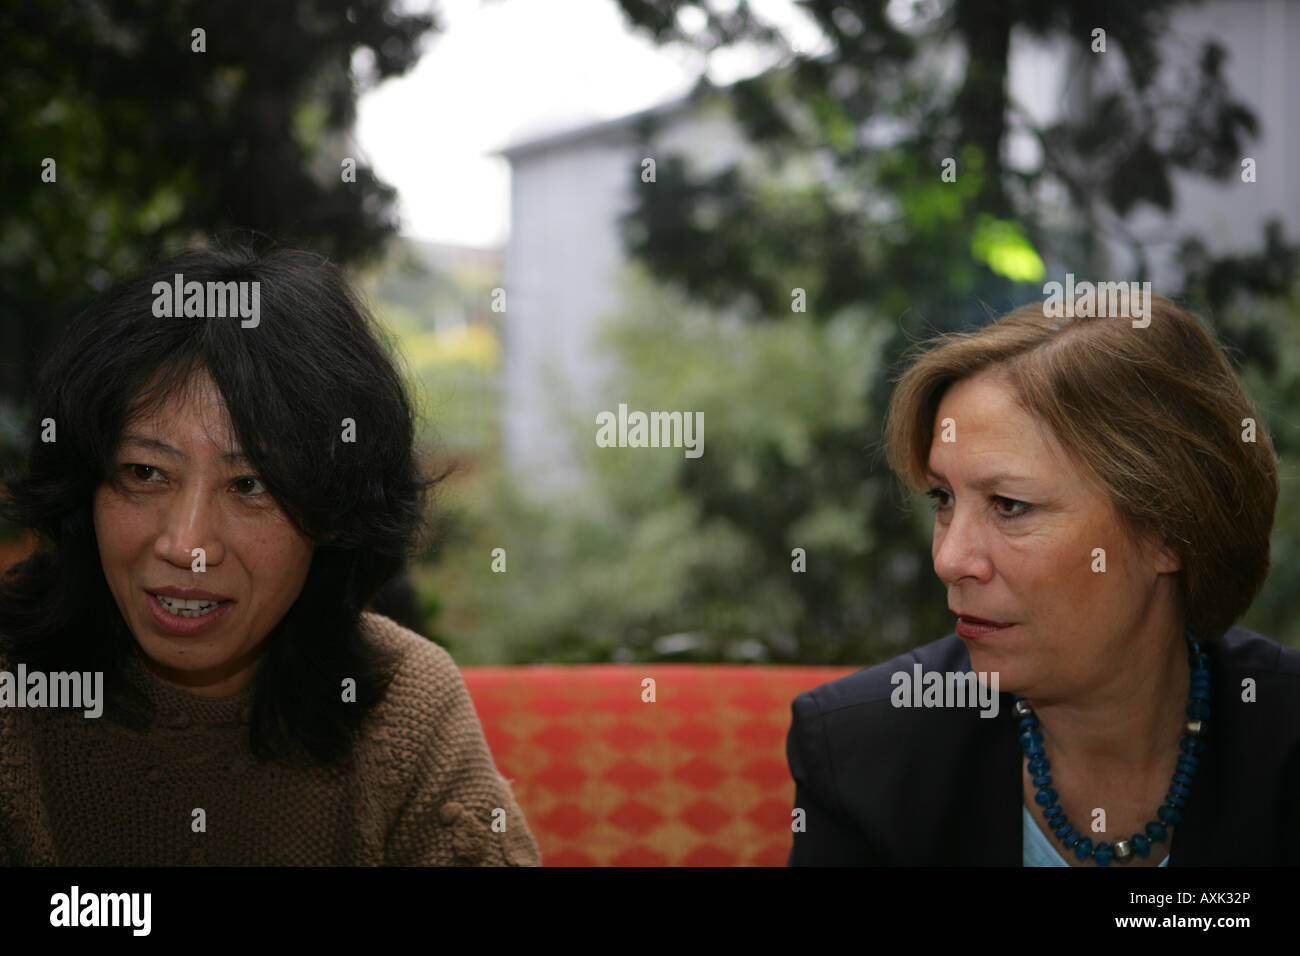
top-left (1046, 810), bottom-right (1065, 828)
top-left (1158, 805), bottom-right (1182, 825)
top-left (1169, 782), bottom-right (1190, 797)
top-left (1028, 756), bottom-right (1050, 775)
top-left (1131, 834), bottom-right (1150, 857)
top-left (1178, 753), bottom-right (1200, 769)
top-left (1033, 774), bottom-right (1053, 787)
top-left (1173, 772), bottom-right (1194, 787)
top-left (1146, 821), bottom-right (1168, 842)
top-left (1018, 716), bottom-right (1039, 731)
top-left (1180, 737), bottom-right (1205, 755)
top-left (1074, 837), bottom-right (1093, 860)
top-left (1055, 823), bottom-right (1074, 840)
top-left (1064, 832), bottom-right (1080, 848)
top-left (1041, 804), bottom-right (1062, 818)
top-left (1026, 746), bottom-right (1045, 758)
top-left (1187, 701), bottom-right (1211, 719)
top-left (1094, 843), bottom-right (1113, 866)
top-left (1019, 729), bottom-right (1044, 748)
top-left (1165, 792), bottom-right (1186, 808)
top-left (1190, 667), bottom-right (1210, 680)
top-left (1035, 787), bottom-right (1058, 806)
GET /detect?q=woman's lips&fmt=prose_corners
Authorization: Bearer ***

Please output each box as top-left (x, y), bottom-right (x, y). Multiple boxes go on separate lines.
top-left (955, 617), bottom-right (1015, 640)
top-left (144, 589), bottom-right (234, 637)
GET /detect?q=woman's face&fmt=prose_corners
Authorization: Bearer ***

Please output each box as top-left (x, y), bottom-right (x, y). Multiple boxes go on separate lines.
top-left (93, 368), bottom-right (315, 697)
top-left (927, 371), bottom-right (1182, 699)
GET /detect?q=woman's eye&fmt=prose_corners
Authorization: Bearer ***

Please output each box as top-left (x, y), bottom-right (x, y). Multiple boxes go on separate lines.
top-left (993, 496), bottom-right (1031, 518)
top-left (925, 488), bottom-right (1031, 519)
top-left (124, 464), bottom-right (161, 483)
top-left (234, 476), bottom-right (267, 495)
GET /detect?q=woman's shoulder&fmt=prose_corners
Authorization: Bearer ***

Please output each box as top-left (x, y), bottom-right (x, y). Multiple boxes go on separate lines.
top-left (1214, 625), bottom-right (1300, 737)
top-left (355, 611), bottom-right (477, 743)
top-left (359, 610), bottom-right (457, 674)
top-left (358, 610), bottom-right (466, 705)
top-left (1216, 624), bottom-right (1300, 677)
top-left (793, 631), bottom-right (971, 717)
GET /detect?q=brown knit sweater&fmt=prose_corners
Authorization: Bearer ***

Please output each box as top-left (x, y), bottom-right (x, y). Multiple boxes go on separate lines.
top-left (0, 612), bottom-right (541, 866)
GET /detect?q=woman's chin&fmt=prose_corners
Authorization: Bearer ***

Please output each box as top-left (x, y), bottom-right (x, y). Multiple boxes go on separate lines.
top-left (966, 650), bottom-right (1026, 696)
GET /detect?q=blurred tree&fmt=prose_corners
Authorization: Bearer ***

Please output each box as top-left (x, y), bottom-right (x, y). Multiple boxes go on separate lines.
top-left (603, 0), bottom-right (1299, 660)
top-left (421, 269), bottom-right (892, 665)
top-left (0, 0), bottom-right (438, 414)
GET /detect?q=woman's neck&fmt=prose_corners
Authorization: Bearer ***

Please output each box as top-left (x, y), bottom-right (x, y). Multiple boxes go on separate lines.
top-left (139, 643), bottom-right (263, 698)
top-left (1028, 622), bottom-right (1191, 775)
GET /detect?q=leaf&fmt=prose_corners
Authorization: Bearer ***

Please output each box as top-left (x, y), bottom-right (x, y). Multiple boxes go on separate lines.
top-left (1109, 141), bottom-right (1172, 215)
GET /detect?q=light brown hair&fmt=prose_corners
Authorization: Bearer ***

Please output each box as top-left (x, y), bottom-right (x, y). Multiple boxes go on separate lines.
top-left (879, 295), bottom-right (1278, 641)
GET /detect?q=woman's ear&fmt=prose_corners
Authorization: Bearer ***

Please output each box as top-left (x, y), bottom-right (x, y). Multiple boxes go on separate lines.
top-left (1144, 531), bottom-right (1182, 575)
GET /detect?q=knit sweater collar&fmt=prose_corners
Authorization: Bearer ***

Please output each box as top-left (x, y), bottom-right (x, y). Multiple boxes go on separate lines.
top-left (123, 648), bottom-right (254, 730)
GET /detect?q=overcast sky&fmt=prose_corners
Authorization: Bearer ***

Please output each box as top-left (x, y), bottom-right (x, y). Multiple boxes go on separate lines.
top-left (355, 0), bottom-right (827, 248)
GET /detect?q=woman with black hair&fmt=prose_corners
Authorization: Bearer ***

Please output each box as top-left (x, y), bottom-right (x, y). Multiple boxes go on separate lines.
top-left (0, 244), bottom-right (540, 866)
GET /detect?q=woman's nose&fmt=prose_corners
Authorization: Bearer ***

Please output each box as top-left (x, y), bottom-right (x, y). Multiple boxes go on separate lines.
top-left (933, 507), bottom-right (989, 583)
top-left (155, 485), bottom-right (224, 568)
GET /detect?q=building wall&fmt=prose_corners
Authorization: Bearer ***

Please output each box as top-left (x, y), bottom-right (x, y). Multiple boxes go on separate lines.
top-left (503, 101), bottom-right (750, 493)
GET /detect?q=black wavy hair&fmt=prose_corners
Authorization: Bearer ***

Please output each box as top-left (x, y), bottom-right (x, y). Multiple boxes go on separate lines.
top-left (0, 242), bottom-right (439, 765)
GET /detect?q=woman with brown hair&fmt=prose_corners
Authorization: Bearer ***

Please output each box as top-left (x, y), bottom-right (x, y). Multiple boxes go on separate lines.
top-left (788, 294), bottom-right (1299, 866)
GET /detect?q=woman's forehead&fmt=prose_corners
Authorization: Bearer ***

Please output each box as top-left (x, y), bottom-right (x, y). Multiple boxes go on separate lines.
top-left (122, 381), bottom-right (240, 449)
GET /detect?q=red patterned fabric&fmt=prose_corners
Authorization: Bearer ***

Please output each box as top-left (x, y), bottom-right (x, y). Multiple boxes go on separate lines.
top-left (460, 665), bottom-right (858, 866)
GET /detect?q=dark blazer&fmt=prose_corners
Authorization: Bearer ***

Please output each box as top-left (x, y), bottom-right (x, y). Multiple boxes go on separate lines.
top-left (787, 625), bottom-right (1300, 865)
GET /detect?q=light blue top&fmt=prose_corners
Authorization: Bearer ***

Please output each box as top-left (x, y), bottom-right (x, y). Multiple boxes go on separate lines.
top-left (1022, 805), bottom-right (1169, 866)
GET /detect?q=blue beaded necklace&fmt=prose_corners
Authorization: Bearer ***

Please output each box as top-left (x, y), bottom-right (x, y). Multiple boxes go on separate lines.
top-left (1014, 626), bottom-right (1210, 866)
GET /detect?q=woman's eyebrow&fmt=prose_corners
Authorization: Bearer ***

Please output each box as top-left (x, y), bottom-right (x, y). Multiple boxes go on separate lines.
top-left (925, 467), bottom-right (1035, 491)
top-left (120, 434), bottom-right (181, 457)
top-left (120, 433), bottom-right (250, 463)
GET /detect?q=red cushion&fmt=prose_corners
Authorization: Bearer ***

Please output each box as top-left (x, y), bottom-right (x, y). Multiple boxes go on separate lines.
top-left (461, 664), bottom-right (857, 866)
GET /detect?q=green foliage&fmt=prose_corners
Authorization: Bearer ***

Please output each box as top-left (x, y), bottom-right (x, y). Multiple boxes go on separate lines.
top-left (1218, 290), bottom-right (1300, 649)
top-left (420, 269), bottom-right (950, 665)
top-left (358, 241), bottom-right (503, 458)
top-left (971, 216), bottom-right (1045, 283)
top-left (0, 0), bottom-right (438, 415)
